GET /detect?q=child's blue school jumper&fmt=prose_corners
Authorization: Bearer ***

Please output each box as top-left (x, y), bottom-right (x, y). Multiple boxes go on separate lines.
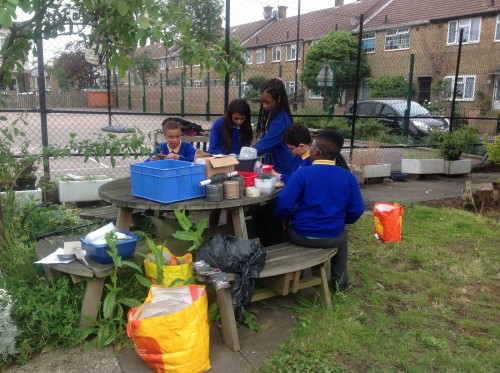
top-left (280, 151), bottom-right (312, 184)
top-left (208, 117), bottom-right (242, 155)
top-left (150, 141), bottom-right (196, 162)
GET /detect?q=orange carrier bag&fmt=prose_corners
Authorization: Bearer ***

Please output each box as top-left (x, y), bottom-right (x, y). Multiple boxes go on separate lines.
top-left (374, 202), bottom-right (404, 243)
top-left (144, 245), bottom-right (194, 287)
top-left (127, 285), bottom-right (210, 373)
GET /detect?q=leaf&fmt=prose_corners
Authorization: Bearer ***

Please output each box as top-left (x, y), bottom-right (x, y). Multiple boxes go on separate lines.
top-left (172, 230), bottom-right (196, 241)
top-left (103, 292), bottom-right (117, 319)
top-left (0, 9), bottom-right (13, 28)
top-left (118, 297), bottom-right (142, 308)
top-left (116, 0), bottom-right (128, 16)
top-left (135, 274), bottom-right (153, 288)
top-left (122, 261), bottom-right (142, 272)
top-left (174, 208), bottom-right (192, 231)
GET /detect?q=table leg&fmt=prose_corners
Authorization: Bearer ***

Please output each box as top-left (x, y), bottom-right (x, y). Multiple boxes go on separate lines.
top-left (230, 207), bottom-right (248, 239)
top-left (79, 278), bottom-right (105, 329)
top-left (116, 207), bottom-right (133, 231)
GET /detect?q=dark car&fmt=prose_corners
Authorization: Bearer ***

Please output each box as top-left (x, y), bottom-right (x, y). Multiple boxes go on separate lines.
top-left (345, 99), bottom-right (449, 136)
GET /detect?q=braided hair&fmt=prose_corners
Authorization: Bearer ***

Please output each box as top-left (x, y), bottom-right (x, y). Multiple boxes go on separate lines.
top-left (256, 78), bottom-right (293, 135)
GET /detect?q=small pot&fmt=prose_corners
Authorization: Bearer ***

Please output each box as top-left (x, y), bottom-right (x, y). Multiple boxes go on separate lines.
top-left (16, 176), bottom-right (37, 191)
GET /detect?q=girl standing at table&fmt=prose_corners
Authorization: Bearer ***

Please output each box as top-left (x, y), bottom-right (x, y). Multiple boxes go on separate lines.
top-left (208, 98), bottom-right (253, 155)
top-left (253, 78), bottom-right (294, 174)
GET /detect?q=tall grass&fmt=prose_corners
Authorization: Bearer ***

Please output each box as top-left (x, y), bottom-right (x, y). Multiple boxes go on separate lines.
top-left (257, 205), bottom-right (500, 372)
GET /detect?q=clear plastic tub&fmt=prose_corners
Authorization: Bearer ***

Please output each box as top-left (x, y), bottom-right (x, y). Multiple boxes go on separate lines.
top-left (239, 146), bottom-right (257, 160)
top-left (254, 176), bottom-right (276, 195)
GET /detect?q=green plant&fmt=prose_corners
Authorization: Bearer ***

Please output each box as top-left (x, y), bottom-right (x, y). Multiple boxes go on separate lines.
top-left (484, 135), bottom-right (500, 164)
top-left (367, 75), bottom-right (415, 98)
top-left (172, 209), bottom-right (207, 252)
top-left (427, 127), bottom-right (480, 160)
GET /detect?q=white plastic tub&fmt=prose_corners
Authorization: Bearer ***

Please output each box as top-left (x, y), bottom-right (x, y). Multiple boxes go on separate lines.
top-left (254, 176), bottom-right (276, 195)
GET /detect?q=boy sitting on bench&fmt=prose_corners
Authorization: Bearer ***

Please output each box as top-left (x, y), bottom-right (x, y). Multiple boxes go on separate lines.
top-left (275, 129), bottom-right (365, 291)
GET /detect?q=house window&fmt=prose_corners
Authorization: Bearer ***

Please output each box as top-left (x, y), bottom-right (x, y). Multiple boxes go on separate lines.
top-left (447, 17), bottom-right (481, 44)
top-left (286, 81), bottom-right (295, 94)
top-left (193, 80), bottom-right (202, 88)
top-left (362, 32), bottom-right (376, 53)
top-left (385, 28), bottom-right (410, 51)
top-left (495, 15), bottom-right (500, 41)
top-left (308, 89), bottom-right (323, 99)
top-left (0, 35), bottom-right (5, 48)
top-left (444, 75), bottom-right (476, 101)
top-left (286, 43), bottom-right (300, 61)
top-left (256, 48), bottom-right (265, 64)
top-left (175, 58), bottom-right (180, 68)
top-left (245, 51), bottom-right (252, 64)
top-left (167, 59), bottom-right (171, 69)
top-left (272, 46), bottom-right (281, 62)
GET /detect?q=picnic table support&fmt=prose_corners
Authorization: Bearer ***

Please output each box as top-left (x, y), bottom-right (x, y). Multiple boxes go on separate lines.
top-left (79, 277), bottom-right (106, 328)
top-left (230, 207), bottom-right (248, 239)
top-left (116, 207), bottom-right (134, 231)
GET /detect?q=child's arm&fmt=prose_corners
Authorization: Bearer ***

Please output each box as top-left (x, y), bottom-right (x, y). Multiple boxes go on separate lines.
top-left (253, 112), bottom-right (290, 156)
top-left (208, 118), bottom-right (224, 154)
top-left (174, 142), bottom-right (196, 162)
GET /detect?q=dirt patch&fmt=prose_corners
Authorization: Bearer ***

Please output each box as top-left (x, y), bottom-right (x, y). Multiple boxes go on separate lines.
top-left (417, 196), bottom-right (500, 219)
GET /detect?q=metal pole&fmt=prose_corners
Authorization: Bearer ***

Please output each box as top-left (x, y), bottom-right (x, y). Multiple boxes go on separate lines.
top-left (181, 71), bottom-right (185, 116)
top-left (224, 0), bottom-right (230, 110)
top-left (450, 29), bottom-right (464, 132)
top-left (323, 60), bottom-right (328, 111)
top-left (160, 73), bottom-right (164, 114)
top-left (142, 71), bottom-right (146, 113)
top-left (237, 69), bottom-right (241, 98)
top-left (106, 57), bottom-right (112, 126)
top-left (206, 71), bottom-right (211, 121)
top-left (328, 61), bottom-right (337, 117)
top-left (293, 0), bottom-right (301, 111)
top-left (36, 31), bottom-right (49, 176)
top-left (279, 64), bottom-right (282, 78)
top-left (403, 54), bottom-right (415, 136)
top-left (349, 13), bottom-right (364, 164)
top-left (128, 72), bottom-right (131, 110)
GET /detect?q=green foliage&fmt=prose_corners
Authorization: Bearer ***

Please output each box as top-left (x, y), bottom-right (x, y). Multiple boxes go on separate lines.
top-left (301, 31), bottom-right (370, 99)
top-left (178, 0), bottom-right (223, 47)
top-left (211, 36), bottom-right (247, 77)
top-left (133, 51), bottom-right (159, 81)
top-left (484, 136), bottom-right (500, 164)
top-left (50, 44), bottom-right (98, 91)
top-left (367, 75), bottom-right (415, 98)
top-left (355, 118), bottom-right (392, 141)
top-left (245, 76), bottom-right (266, 102)
top-left (427, 127), bottom-right (480, 160)
top-left (172, 209), bottom-right (207, 252)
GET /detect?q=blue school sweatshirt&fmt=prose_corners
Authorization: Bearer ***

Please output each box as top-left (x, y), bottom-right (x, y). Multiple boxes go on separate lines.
top-left (208, 117), bottom-right (242, 155)
top-left (280, 151), bottom-right (312, 184)
top-left (253, 107), bottom-right (294, 174)
top-left (149, 141), bottom-right (196, 162)
top-left (276, 161), bottom-right (365, 238)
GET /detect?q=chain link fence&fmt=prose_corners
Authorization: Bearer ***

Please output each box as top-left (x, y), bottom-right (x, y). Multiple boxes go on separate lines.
top-left (2, 2), bottom-right (499, 181)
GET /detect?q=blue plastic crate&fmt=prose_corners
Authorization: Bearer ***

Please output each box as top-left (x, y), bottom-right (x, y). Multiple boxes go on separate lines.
top-left (130, 159), bottom-right (206, 203)
top-left (81, 232), bottom-right (139, 264)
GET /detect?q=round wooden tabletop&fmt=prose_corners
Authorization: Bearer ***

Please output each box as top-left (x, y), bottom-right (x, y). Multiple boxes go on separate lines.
top-left (99, 177), bottom-right (280, 211)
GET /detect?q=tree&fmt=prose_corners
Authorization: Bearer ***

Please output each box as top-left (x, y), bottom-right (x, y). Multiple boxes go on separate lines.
top-left (301, 31), bottom-right (370, 103)
top-left (50, 44), bottom-right (98, 91)
top-left (367, 75), bottom-right (414, 98)
top-left (178, 0), bottom-right (223, 47)
top-left (133, 51), bottom-right (158, 83)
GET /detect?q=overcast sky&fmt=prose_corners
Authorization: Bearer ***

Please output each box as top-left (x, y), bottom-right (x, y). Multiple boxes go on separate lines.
top-left (227, 0), bottom-right (357, 26)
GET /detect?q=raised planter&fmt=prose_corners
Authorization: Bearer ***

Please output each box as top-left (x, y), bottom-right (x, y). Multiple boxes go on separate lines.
top-left (58, 175), bottom-right (113, 203)
top-left (401, 159), bottom-right (445, 175)
top-left (86, 90), bottom-right (115, 108)
top-left (1, 188), bottom-right (43, 204)
top-left (363, 163), bottom-right (391, 180)
top-left (443, 159), bottom-right (472, 175)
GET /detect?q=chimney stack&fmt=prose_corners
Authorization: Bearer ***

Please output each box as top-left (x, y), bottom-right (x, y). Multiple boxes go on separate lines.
top-left (278, 6), bottom-right (287, 19)
top-left (263, 6), bottom-right (273, 20)
top-left (335, 0), bottom-right (344, 6)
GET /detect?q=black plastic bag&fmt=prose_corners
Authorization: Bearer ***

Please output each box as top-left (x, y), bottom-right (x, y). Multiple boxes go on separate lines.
top-left (196, 234), bottom-right (267, 323)
top-left (165, 117), bottom-right (203, 136)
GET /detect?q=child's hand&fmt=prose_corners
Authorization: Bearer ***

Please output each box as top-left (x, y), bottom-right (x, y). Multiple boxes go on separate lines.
top-left (150, 154), bottom-right (165, 161)
top-left (165, 153), bottom-right (180, 160)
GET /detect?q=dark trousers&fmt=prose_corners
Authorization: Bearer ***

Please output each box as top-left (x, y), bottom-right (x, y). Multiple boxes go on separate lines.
top-left (251, 200), bottom-right (286, 247)
top-left (286, 226), bottom-right (349, 289)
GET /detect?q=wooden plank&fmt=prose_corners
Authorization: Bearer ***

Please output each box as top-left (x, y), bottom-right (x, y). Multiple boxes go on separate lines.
top-left (80, 205), bottom-right (119, 220)
top-left (215, 287), bottom-right (240, 351)
top-left (79, 278), bottom-right (106, 329)
top-left (258, 272), bottom-right (295, 296)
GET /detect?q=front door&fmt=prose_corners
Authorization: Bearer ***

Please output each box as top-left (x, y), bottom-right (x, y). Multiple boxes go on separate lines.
top-left (493, 76), bottom-right (500, 110)
top-left (417, 77), bottom-right (432, 104)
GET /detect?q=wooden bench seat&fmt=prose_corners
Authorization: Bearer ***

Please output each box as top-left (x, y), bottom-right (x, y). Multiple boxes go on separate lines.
top-left (199, 241), bottom-right (338, 351)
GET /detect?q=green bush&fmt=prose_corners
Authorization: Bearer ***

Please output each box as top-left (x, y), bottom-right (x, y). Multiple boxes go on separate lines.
top-left (427, 127), bottom-right (480, 160)
top-left (354, 118), bottom-right (392, 142)
top-left (484, 135), bottom-right (500, 164)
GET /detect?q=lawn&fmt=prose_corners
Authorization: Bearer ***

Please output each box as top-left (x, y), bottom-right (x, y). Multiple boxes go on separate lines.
top-left (257, 204), bottom-right (500, 373)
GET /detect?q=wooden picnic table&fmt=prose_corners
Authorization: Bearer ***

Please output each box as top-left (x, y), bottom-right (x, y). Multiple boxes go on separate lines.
top-left (98, 177), bottom-right (280, 238)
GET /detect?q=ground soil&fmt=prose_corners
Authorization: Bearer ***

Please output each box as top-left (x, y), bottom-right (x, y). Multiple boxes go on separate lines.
top-left (417, 196), bottom-right (500, 220)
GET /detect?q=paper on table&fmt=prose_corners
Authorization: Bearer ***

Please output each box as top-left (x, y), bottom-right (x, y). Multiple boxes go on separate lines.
top-left (35, 248), bottom-right (76, 264)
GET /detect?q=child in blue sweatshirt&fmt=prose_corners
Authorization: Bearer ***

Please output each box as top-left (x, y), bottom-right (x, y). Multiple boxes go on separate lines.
top-left (276, 129), bottom-right (365, 291)
top-left (149, 120), bottom-right (196, 162)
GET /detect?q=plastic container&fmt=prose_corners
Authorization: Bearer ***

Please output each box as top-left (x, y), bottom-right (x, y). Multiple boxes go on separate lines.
top-left (253, 160), bottom-right (262, 173)
top-left (239, 146), bottom-right (257, 160)
top-left (81, 232), bottom-right (139, 264)
top-left (130, 159), bottom-right (205, 203)
top-left (237, 171), bottom-right (258, 187)
top-left (234, 158), bottom-right (256, 172)
top-left (254, 176), bottom-right (276, 195)
top-left (390, 172), bottom-right (408, 182)
top-left (261, 164), bottom-right (273, 173)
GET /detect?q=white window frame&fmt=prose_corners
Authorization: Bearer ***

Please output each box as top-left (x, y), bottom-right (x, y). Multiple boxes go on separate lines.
top-left (447, 17), bottom-right (481, 45)
top-left (308, 89), bottom-right (323, 100)
top-left (256, 48), bottom-right (265, 64)
top-left (245, 50), bottom-right (253, 65)
top-left (0, 35), bottom-right (5, 48)
top-left (362, 32), bottom-right (376, 53)
top-left (160, 59), bottom-right (166, 69)
top-left (384, 27), bottom-right (410, 51)
top-left (271, 46), bottom-right (281, 62)
top-left (443, 75), bottom-right (476, 101)
top-left (286, 43), bottom-right (300, 61)
top-left (495, 15), bottom-right (500, 42)
top-left (175, 58), bottom-right (180, 68)
top-left (193, 80), bottom-right (202, 88)
top-left (286, 81), bottom-right (295, 94)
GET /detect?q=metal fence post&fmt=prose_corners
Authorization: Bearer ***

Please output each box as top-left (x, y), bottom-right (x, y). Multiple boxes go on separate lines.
top-left (328, 61), bottom-right (337, 117)
top-left (349, 13), bottom-right (364, 164)
top-left (114, 70), bottom-right (119, 108)
top-left (206, 71), bottom-right (211, 121)
top-left (142, 72), bottom-right (146, 113)
top-left (403, 54), bottom-right (415, 136)
top-left (450, 29), bottom-right (464, 132)
top-left (36, 32), bottom-right (50, 176)
top-left (238, 69), bottom-right (242, 98)
top-left (181, 71), bottom-right (185, 116)
top-left (279, 64), bottom-right (282, 78)
top-left (128, 72), bottom-right (131, 110)
top-left (160, 73), bottom-right (164, 114)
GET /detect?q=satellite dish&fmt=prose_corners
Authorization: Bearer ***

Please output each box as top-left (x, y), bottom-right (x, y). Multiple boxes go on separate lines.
top-left (30, 68), bottom-right (48, 78)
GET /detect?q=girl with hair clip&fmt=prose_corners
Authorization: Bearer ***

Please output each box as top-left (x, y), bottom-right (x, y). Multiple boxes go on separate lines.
top-left (253, 78), bottom-right (295, 174)
top-left (208, 98), bottom-right (253, 155)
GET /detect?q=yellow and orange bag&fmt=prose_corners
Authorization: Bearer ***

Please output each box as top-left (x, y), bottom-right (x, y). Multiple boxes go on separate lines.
top-left (374, 202), bottom-right (404, 243)
top-left (144, 246), bottom-right (193, 287)
top-left (127, 285), bottom-right (210, 373)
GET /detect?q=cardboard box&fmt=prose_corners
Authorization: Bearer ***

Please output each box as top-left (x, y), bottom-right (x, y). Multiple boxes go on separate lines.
top-left (195, 150), bottom-right (239, 179)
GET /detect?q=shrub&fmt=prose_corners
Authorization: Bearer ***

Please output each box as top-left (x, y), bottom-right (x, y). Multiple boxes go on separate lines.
top-left (427, 127), bottom-right (480, 160)
top-left (484, 136), bottom-right (500, 164)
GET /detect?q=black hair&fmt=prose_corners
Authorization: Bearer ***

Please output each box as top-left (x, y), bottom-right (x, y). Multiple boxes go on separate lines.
top-left (256, 78), bottom-right (293, 134)
top-left (223, 99), bottom-right (253, 153)
top-left (282, 123), bottom-right (312, 146)
top-left (161, 119), bottom-right (181, 132)
top-left (316, 129), bottom-right (344, 160)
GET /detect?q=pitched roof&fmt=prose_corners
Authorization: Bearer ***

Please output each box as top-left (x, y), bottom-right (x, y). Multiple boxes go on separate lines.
top-left (365, 0), bottom-right (500, 31)
top-left (234, 0), bottom-right (389, 48)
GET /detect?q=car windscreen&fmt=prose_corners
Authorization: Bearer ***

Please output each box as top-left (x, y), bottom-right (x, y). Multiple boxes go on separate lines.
top-left (390, 102), bottom-right (431, 116)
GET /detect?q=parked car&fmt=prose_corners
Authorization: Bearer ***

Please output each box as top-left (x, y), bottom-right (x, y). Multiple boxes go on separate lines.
top-left (344, 99), bottom-right (449, 137)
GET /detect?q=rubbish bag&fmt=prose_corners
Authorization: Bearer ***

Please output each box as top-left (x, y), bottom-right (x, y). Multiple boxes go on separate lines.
top-left (127, 285), bottom-right (210, 373)
top-left (144, 245), bottom-right (194, 286)
top-left (195, 234), bottom-right (266, 323)
top-left (165, 117), bottom-right (203, 136)
top-left (374, 202), bottom-right (404, 243)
